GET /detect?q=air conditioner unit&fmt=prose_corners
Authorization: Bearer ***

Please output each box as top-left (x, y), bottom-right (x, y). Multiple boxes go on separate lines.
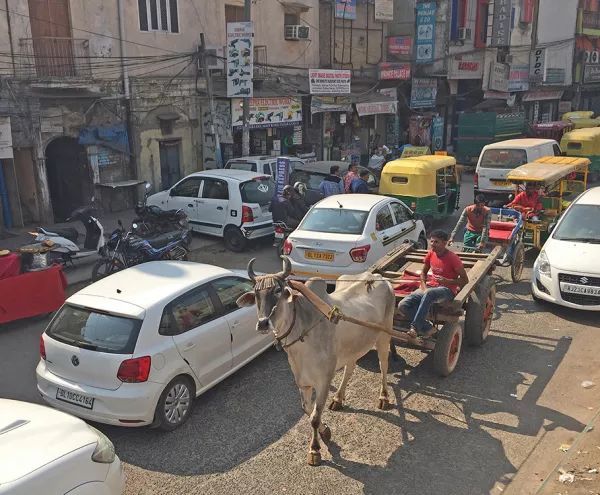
top-left (284, 25), bottom-right (310, 41)
top-left (457, 27), bottom-right (472, 41)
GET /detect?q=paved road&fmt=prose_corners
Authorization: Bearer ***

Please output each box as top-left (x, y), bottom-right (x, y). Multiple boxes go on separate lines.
top-left (2, 177), bottom-right (599, 495)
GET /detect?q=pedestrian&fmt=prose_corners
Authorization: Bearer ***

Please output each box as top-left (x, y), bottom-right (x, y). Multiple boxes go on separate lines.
top-left (397, 230), bottom-right (468, 338)
top-left (344, 162), bottom-right (358, 193)
top-left (350, 169), bottom-right (371, 193)
top-left (449, 194), bottom-right (491, 251)
top-left (319, 165), bottom-right (344, 197)
top-left (367, 147), bottom-right (385, 172)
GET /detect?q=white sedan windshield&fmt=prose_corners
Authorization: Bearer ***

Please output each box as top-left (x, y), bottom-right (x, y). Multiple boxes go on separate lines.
top-left (553, 204), bottom-right (600, 243)
top-left (299, 208), bottom-right (368, 235)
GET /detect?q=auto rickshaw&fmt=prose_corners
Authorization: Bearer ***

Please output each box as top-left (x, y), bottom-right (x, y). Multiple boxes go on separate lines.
top-left (505, 156), bottom-right (590, 250)
top-left (561, 111), bottom-right (600, 129)
top-left (379, 155), bottom-right (460, 229)
top-left (560, 127), bottom-right (600, 179)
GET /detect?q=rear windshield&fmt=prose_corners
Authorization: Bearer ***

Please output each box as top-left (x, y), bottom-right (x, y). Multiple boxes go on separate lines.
top-left (239, 177), bottom-right (275, 206)
top-left (553, 204), bottom-right (600, 243)
top-left (300, 208), bottom-right (368, 235)
top-left (227, 161), bottom-right (257, 172)
top-left (291, 171), bottom-right (327, 190)
top-left (46, 304), bottom-right (142, 354)
top-left (480, 149), bottom-right (527, 169)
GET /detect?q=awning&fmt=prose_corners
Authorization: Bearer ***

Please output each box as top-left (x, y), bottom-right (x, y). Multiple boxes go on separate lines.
top-left (522, 90), bottom-right (564, 102)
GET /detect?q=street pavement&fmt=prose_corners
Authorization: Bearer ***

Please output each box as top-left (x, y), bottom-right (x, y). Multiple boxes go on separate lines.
top-left (1, 175), bottom-right (599, 495)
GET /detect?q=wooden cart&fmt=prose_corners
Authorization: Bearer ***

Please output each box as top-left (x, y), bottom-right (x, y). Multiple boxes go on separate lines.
top-left (369, 243), bottom-right (501, 376)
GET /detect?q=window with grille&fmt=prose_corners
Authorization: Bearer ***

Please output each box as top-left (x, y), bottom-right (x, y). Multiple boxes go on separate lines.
top-left (138, 0), bottom-right (179, 33)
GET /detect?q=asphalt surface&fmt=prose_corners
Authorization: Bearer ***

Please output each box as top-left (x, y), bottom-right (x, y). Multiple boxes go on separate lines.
top-left (1, 176), bottom-right (599, 495)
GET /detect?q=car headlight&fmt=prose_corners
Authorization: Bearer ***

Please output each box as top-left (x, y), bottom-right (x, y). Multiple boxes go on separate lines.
top-left (537, 250), bottom-right (551, 277)
top-left (89, 425), bottom-right (116, 463)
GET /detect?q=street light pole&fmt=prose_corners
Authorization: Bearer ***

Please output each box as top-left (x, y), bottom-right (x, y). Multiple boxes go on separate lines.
top-left (242, 0), bottom-right (251, 156)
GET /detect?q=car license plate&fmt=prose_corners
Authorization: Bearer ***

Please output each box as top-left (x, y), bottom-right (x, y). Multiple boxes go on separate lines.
top-left (274, 231), bottom-right (285, 239)
top-left (305, 250), bottom-right (334, 262)
top-left (560, 282), bottom-right (600, 296)
top-left (491, 179), bottom-right (511, 186)
top-left (56, 387), bottom-right (95, 410)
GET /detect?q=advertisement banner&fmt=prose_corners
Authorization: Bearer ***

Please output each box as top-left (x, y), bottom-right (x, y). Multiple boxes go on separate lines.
top-left (375, 0), bottom-right (393, 21)
top-left (449, 57), bottom-right (484, 79)
top-left (401, 146), bottom-right (431, 158)
top-left (275, 157), bottom-right (290, 198)
top-left (309, 69), bottom-right (351, 94)
top-left (231, 98), bottom-right (302, 128)
top-left (379, 63), bottom-right (411, 80)
top-left (416, 2), bottom-right (436, 64)
top-left (410, 78), bottom-right (437, 109)
top-left (521, 0), bottom-right (534, 23)
top-left (335, 0), bottom-right (356, 19)
top-left (226, 22), bottom-right (254, 98)
top-left (489, 62), bottom-right (509, 92)
top-left (355, 101), bottom-right (397, 117)
top-left (387, 36), bottom-right (413, 57)
top-left (0, 117), bottom-right (13, 159)
top-left (310, 96), bottom-right (352, 114)
top-left (431, 116), bottom-right (444, 151)
top-left (508, 64), bottom-right (530, 91)
top-left (530, 48), bottom-right (546, 82)
top-left (491, 0), bottom-right (511, 47)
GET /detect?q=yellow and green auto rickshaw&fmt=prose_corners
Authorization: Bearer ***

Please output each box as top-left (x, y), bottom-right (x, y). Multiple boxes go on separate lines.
top-left (561, 111), bottom-right (600, 129)
top-left (560, 127), bottom-right (600, 180)
top-left (505, 156), bottom-right (590, 250)
top-left (379, 155), bottom-right (460, 229)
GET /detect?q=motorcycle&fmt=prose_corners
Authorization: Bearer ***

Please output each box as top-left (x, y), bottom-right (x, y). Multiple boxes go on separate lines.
top-left (24, 204), bottom-right (105, 266)
top-left (273, 221), bottom-right (293, 256)
top-left (133, 182), bottom-right (189, 236)
top-left (91, 220), bottom-right (190, 281)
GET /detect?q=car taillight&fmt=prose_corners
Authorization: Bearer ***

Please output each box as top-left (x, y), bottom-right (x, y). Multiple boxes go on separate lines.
top-left (474, 172), bottom-right (479, 188)
top-left (283, 239), bottom-right (293, 255)
top-left (39, 335), bottom-right (46, 360)
top-left (117, 356), bottom-right (151, 383)
top-left (242, 205), bottom-right (253, 223)
top-left (350, 244), bottom-right (371, 262)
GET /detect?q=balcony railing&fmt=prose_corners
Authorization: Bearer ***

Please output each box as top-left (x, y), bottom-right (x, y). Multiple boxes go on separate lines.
top-left (581, 10), bottom-right (600, 31)
top-left (17, 37), bottom-right (92, 79)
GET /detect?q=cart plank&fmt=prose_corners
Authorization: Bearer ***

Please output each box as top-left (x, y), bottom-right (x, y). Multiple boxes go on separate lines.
top-left (369, 242), bottom-right (415, 272)
top-left (451, 245), bottom-right (502, 308)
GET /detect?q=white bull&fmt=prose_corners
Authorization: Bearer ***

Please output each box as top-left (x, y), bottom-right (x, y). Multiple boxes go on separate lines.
top-left (237, 257), bottom-right (396, 466)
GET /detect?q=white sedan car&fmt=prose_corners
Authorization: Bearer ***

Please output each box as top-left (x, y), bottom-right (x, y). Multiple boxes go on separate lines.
top-left (0, 399), bottom-right (124, 495)
top-left (532, 186), bottom-right (600, 310)
top-left (37, 261), bottom-right (272, 430)
top-left (285, 194), bottom-right (427, 280)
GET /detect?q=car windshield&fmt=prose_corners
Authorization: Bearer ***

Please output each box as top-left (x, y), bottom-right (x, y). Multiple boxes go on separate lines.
top-left (552, 204), bottom-right (600, 243)
top-left (227, 161), bottom-right (256, 172)
top-left (480, 149), bottom-right (528, 169)
top-left (239, 177), bottom-right (275, 206)
top-left (46, 304), bottom-right (142, 354)
top-left (299, 208), bottom-right (368, 235)
top-left (292, 171), bottom-right (327, 190)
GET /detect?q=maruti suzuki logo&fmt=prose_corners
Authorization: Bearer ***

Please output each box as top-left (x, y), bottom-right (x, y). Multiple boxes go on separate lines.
top-left (580, 277), bottom-right (589, 285)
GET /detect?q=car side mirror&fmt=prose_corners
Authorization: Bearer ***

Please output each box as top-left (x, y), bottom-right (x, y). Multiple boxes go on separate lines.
top-left (548, 222), bottom-right (556, 233)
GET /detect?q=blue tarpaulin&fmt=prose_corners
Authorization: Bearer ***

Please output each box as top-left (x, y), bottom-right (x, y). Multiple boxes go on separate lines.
top-left (79, 124), bottom-right (129, 154)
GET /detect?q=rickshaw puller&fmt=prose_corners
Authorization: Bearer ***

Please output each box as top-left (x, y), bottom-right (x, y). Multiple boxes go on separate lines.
top-left (449, 194), bottom-right (491, 251)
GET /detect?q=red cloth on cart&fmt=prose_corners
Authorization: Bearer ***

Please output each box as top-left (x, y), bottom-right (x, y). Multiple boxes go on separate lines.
top-left (393, 272), bottom-right (438, 296)
top-left (489, 221), bottom-right (516, 242)
top-left (0, 253), bottom-right (21, 280)
top-left (0, 265), bottom-right (67, 324)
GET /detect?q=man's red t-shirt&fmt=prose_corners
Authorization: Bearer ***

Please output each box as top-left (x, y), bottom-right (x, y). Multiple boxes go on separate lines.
top-left (424, 249), bottom-right (464, 295)
top-left (508, 191), bottom-right (542, 211)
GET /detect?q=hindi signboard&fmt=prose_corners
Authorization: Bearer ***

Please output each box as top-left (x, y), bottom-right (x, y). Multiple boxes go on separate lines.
top-left (355, 101), bottom-right (397, 117)
top-left (374, 0), bottom-right (393, 21)
top-left (387, 36), bottom-right (413, 57)
top-left (226, 22), bottom-right (254, 98)
top-left (416, 2), bottom-right (436, 64)
top-left (508, 64), bottom-right (530, 92)
top-left (379, 63), bottom-right (411, 80)
top-left (335, 0), bottom-right (356, 19)
top-left (309, 69), bottom-right (351, 94)
top-left (489, 62), bottom-right (509, 92)
top-left (410, 78), bottom-right (437, 109)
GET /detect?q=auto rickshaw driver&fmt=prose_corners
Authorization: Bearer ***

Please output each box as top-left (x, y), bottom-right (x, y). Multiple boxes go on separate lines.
top-left (505, 182), bottom-right (544, 221)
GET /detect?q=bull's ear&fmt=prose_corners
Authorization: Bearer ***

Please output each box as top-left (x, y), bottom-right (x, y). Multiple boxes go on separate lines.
top-left (283, 287), bottom-right (300, 303)
top-left (236, 291), bottom-right (256, 307)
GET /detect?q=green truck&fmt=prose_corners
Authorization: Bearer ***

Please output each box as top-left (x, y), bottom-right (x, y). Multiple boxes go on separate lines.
top-left (455, 112), bottom-right (527, 166)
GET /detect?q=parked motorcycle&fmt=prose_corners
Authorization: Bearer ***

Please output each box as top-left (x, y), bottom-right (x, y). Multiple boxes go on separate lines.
top-left (133, 182), bottom-right (188, 236)
top-left (91, 220), bottom-right (190, 281)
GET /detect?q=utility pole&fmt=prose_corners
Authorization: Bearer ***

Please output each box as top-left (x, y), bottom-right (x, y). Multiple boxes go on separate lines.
top-left (242, 0), bottom-right (251, 156)
top-left (199, 33), bottom-right (221, 167)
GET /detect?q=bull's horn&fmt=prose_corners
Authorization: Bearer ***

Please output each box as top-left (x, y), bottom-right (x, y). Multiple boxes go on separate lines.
top-left (278, 256), bottom-right (292, 279)
top-left (247, 258), bottom-right (257, 283)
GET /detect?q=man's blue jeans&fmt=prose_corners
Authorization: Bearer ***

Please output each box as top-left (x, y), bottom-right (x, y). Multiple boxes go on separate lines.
top-left (398, 287), bottom-right (455, 333)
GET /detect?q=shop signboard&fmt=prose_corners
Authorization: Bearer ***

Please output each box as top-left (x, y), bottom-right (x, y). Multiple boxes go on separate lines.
top-left (431, 116), bottom-right (444, 151)
top-left (530, 48), bottom-right (546, 82)
top-left (415, 2), bottom-right (436, 64)
top-left (0, 117), bottom-right (13, 159)
top-left (401, 146), bottom-right (430, 158)
top-left (491, 0), bottom-right (511, 47)
top-left (449, 57), bottom-right (483, 79)
top-left (521, 0), bottom-right (534, 23)
top-left (335, 0), bottom-right (356, 20)
top-left (309, 69), bottom-right (351, 94)
top-left (355, 101), bottom-right (398, 116)
top-left (275, 157), bottom-right (290, 198)
top-left (379, 63), bottom-right (411, 80)
top-left (379, 88), bottom-right (397, 99)
top-left (410, 78), bottom-right (437, 109)
top-left (584, 64), bottom-right (600, 83)
top-left (310, 96), bottom-right (352, 114)
top-left (226, 22), bottom-right (254, 98)
top-left (387, 36), bottom-right (413, 57)
top-left (375, 0), bottom-right (393, 21)
top-left (489, 62), bottom-right (509, 92)
top-left (231, 97), bottom-right (302, 128)
top-left (508, 64), bottom-right (530, 92)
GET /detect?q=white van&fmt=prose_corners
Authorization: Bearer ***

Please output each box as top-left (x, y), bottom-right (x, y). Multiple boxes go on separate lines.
top-left (474, 139), bottom-right (562, 204)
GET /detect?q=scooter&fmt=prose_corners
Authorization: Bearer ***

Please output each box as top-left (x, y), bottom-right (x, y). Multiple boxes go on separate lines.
top-left (27, 204), bottom-right (105, 265)
top-left (273, 221), bottom-right (293, 256)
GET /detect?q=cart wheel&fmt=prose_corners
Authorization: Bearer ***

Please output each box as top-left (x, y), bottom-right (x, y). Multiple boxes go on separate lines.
top-left (510, 241), bottom-right (525, 283)
top-left (433, 322), bottom-right (463, 377)
top-left (464, 276), bottom-right (496, 347)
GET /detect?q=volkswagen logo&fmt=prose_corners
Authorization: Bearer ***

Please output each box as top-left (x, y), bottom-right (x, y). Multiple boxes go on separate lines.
top-left (580, 277), bottom-right (589, 285)
top-left (257, 184), bottom-right (269, 193)
top-left (71, 355), bottom-right (80, 367)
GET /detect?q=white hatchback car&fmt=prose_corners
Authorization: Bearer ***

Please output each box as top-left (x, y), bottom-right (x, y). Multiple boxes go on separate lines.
top-left (224, 155), bottom-right (303, 179)
top-left (285, 194), bottom-right (427, 280)
top-left (146, 170), bottom-right (274, 252)
top-left (532, 186), bottom-right (600, 310)
top-left (37, 261), bottom-right (272, 430)
top-left (0, 399), bottom-right (124, 495)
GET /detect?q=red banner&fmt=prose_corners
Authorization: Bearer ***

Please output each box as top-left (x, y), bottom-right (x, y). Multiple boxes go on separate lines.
top-left (521, 0), bottom-right (534, 23)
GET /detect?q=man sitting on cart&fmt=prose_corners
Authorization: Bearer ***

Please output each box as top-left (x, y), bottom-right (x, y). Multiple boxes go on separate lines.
top-left (398, 230), bottom-right (469, 338)
top-left (505, 183), bottom-right (543, 221)
top-left (449, 194), bottom-right (491, 251)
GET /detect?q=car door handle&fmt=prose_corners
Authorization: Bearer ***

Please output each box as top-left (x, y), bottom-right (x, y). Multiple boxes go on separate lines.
top-left (217, 206), bottom-right (224, 210)
top-left (230, 320), bottom-right (240, 328)
top-left (194, 200), bottom-right (204, 204)
top-left (382, 236), bottom-right (389, 241)
top-left (184, 342), bottom-right (196, 350)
